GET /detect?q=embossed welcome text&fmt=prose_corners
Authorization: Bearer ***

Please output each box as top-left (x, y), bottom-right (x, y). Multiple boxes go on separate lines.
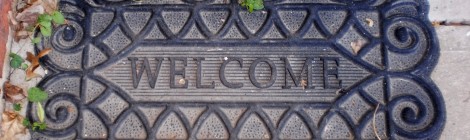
top-left (127, 57), bottom-right (342, 89)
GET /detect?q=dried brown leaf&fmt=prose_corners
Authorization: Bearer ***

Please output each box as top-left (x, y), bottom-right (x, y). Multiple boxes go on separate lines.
top-left (42, 0), bottom-right (58, 14)
top-left (15, 4), bottom-right (43, 24)
top-left (67, 105), bottom-right (75, 113)
top-left (25, 48), bottom-right (52, 80)
top-left (11, 0), bottom-right (46, 42)
top-left (38, 48), bottom-right (52, 58)
top-left (14, 30), bottom-right (29, 42)
top-left (350, 39), bottom-right (367, 55)
top-left (26, 66), bottom-right (42, 81)
top-left (9, 10), bottom-right (30, 42)
top-left (8, 11), bottom-right (19, 26)
top-left (29, 0), bottom-right (43, 5)
top-left (3, 82), bottom-right (26, 103)
top-left (15, 0), bottom-right (29, 12)
top-left (365, 18), bottom-right (374, 27)
top-left (432, 21), bottom-right (442, 27)
top-left (300, 79), bottom-right (307, 89)
top-left (0, 111), bottom-right (27, 139)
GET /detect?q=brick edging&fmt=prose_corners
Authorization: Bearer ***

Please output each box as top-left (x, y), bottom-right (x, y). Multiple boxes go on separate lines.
top-left (0, 0), bottom-right (12, 78)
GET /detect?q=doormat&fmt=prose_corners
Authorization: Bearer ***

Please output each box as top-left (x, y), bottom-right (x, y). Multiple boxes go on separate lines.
top-left (30, 0), bottom-right (445, 139)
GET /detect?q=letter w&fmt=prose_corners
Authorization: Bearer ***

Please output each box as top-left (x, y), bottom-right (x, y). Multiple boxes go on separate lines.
top-left (128, 57), bottom-right (163, 89)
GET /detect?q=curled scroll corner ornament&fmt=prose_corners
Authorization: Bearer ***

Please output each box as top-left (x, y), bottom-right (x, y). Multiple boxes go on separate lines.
top-left (387, 76), bottom-right (445, 139)
top-left (328, 75), bottom-right (445, 139)
top-left (381, 0), bottom-right (439, 74)
top-left (379, 2), bottom-right (444, 137)
top-left (382, 16), bottom-right (437, 72)
top-left (27, 94), bottom-right (81, 138)
top-left (26, 74), bottom-right (82, 138)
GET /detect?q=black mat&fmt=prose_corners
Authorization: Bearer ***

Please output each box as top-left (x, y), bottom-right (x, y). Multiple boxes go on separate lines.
top-left (30, 0), bottom-right (445, 139)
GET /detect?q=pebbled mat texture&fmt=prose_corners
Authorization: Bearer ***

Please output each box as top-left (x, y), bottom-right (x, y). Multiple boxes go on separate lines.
top-left (29, 0), bottom-right (445, 139)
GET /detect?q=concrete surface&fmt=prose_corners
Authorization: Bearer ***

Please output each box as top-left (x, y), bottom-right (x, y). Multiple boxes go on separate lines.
top-left (431, 26), bottom-right (470, 139)
top-left (428, 0), bottom-right (470, 139)
top-left (429, 0), bottom-right (470, 22)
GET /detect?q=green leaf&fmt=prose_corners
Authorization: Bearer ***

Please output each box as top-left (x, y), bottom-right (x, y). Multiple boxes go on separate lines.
top-left (23, 118), bottom-right (31, 127)
top-left (37, 102), bottom-right (45, 122)
top-left (38, 14), bottom-right (52, 22)
top-left (240, 0), bottom-right (263, 13)
top-left (9, 53), bottom-right (24, 69)
top-left (33, 122), bottom-right (47, 131)
top-left (20, 63), bottom-right (29, 70)
top-left (27, 87), bottom-right (48, 102)
top-left (32, 37), bottom-right (41, 44)
top-left (52, 11), bottom-right (65, 24)
top-left (10, 60), bottom-right (22, 68)
top-left (13, 103), bottom-right (22, 111)
top-left (39, 20), bottom-right (51, 28)
top-left (40, 25), bottom-right (52, 37)
top-left (252, 0), bottom-right (264, 10)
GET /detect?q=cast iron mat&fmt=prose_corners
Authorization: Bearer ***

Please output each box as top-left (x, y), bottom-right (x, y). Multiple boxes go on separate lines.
top-left (29, 0), bottom-right (445, 139)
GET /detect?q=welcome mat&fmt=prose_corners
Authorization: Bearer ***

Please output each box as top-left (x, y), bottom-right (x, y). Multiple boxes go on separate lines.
top-left (30, 0), bottom-right (445, 139)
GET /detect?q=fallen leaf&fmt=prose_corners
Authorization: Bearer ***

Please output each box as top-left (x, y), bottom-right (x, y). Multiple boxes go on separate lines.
top-left (300, 79), bottom-right (307, 89)
top-left (15, 4), bottom-right (43, 24)
top-left (14, 30), bottom-right (29, 42)
top-left (0, 111), bottom-right (27, 140)
top-left (8, 11), bottom-right (19, 26)
top-left (9, 16), bottom-right (26, 42)
top-left (25, 48), bottom-right (52, 80)
top-left (67, 105), bottom-right (74, 112)
top-left (26, 68), bottom-right (42, 81)
top-left (350, 39), bottom-right (367, 55)
top-left (42, 0), bottom-right (58, 14)
top-left (10, 0), bottom-right (52, 43)
top-left (3, 82), bottom-right (26, 103)
top-left (15, 0), bottom-right (29, 12)
top-left (365, 18), bottom-right (374, 27)
top-left (432, 21), bottom-right (442, 27)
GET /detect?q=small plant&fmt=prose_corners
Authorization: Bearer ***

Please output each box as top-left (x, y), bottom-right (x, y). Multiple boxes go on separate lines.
top-left (23, 87), bottom-right (48, 131)
top-left (33, 11), bottom-right (65, 44)
top-left (9, 53), bottom-right (25, 69)
top-left (4, 11), bottom-right (57, 132)
top-left (13, 103), bottom-right (22, 111)
top-left (2, 0), bottom-right (62, 138)
top-left (240, 0), bottom-right (264, 13)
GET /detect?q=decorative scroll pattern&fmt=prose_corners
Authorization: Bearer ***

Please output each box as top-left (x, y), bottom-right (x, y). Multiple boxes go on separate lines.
top-left (29, 0), bottom-right (444, 139)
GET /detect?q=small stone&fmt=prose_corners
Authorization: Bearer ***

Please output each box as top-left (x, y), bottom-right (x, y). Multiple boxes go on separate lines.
top-left (179, 79), bottom-right (186, 85)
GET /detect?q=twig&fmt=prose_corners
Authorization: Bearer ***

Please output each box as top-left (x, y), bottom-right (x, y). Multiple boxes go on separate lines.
top-left (373, 103), bottom-right (381, 140)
